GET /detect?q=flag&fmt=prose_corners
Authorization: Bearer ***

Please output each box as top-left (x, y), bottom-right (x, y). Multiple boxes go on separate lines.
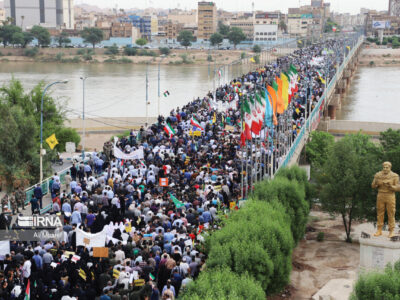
top-left (79, 268), bottom-right (87, 281)
top-left (212, 112), bottom-right (216, 124)
top-left (113, 269), bottom-right (120, 279)
top-left (25, 279), bottom-right (30, 300)
top-left (255, 93), bottom-right (265, 130)
top-left (317, 71), bottom-right (326, 84)
top-left (275, 77), bottom-right (284, 114)
top-left (241, 97), bottom-right (252, 142)
top-left (264, 88), bottom-right (273, 128)
top-left (248, 95), bottom-right (261, 134)
top-left (170, 193), bottom-right (185, 209)
top-left (163, 91), bottom-right (170, 97)
top-left (266, 85), bottom-right (278, 125)
top-left (332, 26), bottom-right (337, 32)
top-left (298, 40), bottom-right (303, 44)
top-left (46, 134), bottom-right (58, 150)
top-left (217, 69), bottom-right (222, 77)
top-left (250, 57), bottom-right (256, 63)
top-left (163, 123), bottom-right (176, 138)
top-left (346, 46), bottom-right (350, 51)
top-left (281, 73), bottom-right (289, 110)
top-left (190, 116), bottom-right (204, 131)
top-left (149, 273), bottom-right (155, 281)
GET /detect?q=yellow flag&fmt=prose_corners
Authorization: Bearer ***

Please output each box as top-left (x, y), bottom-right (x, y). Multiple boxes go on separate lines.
top-left (346, 46), bottom-right (351, 50)
top-left (113, 269), bottom-right (120, 278)
top-left (79, 268), bottom-right (87, 280)
top-left (281, 73), bottom-right (289, 110)
top-left (212, 112), bottom-right (216, 124)
top-left (46, 133), bottom-right (59, 150)
top-left (250, 57), bottom-right (256, 63)
top-left (298, 40), bottom-right (303, 44)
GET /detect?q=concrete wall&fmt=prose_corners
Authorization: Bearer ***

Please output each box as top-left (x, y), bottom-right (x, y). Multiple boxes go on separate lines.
top-left (328, 120), bottom-right (400, 134)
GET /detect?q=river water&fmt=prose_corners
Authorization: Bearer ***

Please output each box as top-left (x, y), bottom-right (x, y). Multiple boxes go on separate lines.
top-left (1, 62), bottom-right (398, 123)
top-left (0, 62), bottom-right (225, 119)
top-left (336, 66), bottom-right (400, 124)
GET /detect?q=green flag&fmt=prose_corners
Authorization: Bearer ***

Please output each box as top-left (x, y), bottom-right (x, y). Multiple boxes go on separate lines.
top-left (170, 193), bottom-right (184, 209)
top-left (272, 80), bottom-right (278, 92)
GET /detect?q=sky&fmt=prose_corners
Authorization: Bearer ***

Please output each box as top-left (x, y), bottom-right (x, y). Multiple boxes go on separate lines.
top-left (78, 0), bottom-right (388, 15)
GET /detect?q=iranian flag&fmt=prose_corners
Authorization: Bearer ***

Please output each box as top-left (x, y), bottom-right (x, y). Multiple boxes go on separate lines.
top-left (240, 97), bottom-right (252, 145)
top-left (248, 95), bottom-right (262, 135)
top-left (163, 123), bottom-right (176, 138)
top-left (190, 116), bottom-right (204, 131)
top-left (255, 93), bottom-right (266, 130)
top-left (290, 64), bottom-right (299, 94)
top-left (25, 279), bottom-right (30, 300)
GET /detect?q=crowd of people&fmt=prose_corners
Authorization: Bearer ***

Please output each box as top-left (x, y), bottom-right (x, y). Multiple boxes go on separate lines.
top-left (0, 37), bottom-right (355, 300)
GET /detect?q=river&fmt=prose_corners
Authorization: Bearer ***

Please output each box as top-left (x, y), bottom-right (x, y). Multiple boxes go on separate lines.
top-left (0, 62), bottom-right (228, 119)
top-left (1, 62), bottom-right (398, 124)
top-left (336, 66), bottom-right (400, 124)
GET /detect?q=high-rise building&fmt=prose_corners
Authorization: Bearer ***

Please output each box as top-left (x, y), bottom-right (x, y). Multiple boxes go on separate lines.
top-left (4, 0), bottom-right (74, 30)
top-left (389, 0), bottom-right (400, 16)
top-left (197, 1), bottom-right (217, 40)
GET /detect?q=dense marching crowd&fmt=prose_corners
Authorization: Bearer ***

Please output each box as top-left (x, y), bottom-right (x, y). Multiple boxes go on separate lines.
top-left (0, 37), bottom-right (353, 300)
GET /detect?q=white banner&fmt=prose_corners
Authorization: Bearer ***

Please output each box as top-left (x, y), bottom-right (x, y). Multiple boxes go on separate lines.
top-left (113, 146), bottom-right (144, 160)
top-left (0, 241), bottom-right (10, 255)
top-left (372, 21), bottom-right (389, 29)
top-left (76, 228), bottom-right (106, 248)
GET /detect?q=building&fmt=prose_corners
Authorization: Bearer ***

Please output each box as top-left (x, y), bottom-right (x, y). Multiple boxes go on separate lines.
top-left (254, 24), bottom-right (278, 42)
top-left (0, 8), bottom-right (5, 23)
top-left (5, 0), bottom-right (74, 30)
top-left (159, 20), bottom-right (183, 40)
top-left (288, 13), bottom-right (314, 37)
top-left (167, 10), bottom-right (197, 27)
top-left (119, 15), bottom-right (157, 40)
top-left (197, 1), bottom-right (217, 40)
top-left (255, 12), bottom-right (281, 25)
top-left (389, 0), bottom-right (400, 16)
top-left (228, 18), bottom-right (254, 40)
top-left (111, 22), bottom-right (134, 38)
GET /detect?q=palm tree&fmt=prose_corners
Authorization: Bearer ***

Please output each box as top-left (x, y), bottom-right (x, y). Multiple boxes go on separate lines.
top-left (21, 16), bottom-right (25, 30)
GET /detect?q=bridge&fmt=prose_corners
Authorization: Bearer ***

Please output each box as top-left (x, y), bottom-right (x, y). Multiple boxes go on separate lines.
top-left (327, 120), bottom-right (400, 137)
top-left (279, 34), bottom-right (365, 169)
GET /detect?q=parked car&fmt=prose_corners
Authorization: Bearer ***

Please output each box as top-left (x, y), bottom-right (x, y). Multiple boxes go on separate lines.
top-left (72, 152), bottom-right (93, 164)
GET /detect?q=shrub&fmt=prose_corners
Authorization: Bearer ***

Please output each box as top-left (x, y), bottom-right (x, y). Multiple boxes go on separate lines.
top-left (119, 57), bottom-right (132, 63)
top-left (159, 47), bottom-right (170, 55)
top-left (55, 52), bottom-right (64, 61)
top-left (369, 61), bottom-right (375, 66)
top-left (253, 176), bottom-right (309, 245)
top-left (24, 48), bottom-right (39, 57)
top-left (138, 49), bottom-right (157, 56)
top-left (317, 232), bottom-right (325, 242)
top-left (55, 127), bottom-right (81, 152)
top-left (124, 47), bottom-right (137, 56)
top-left (76, 49), bottom-right (85, 55)
top-left (180, 53), bottom-right (192, 64)
top-left (83, 54), bottom-right (92, 61)
top-left (180, 268), bottom-right (266, 300)
top-left (241, 52), bottom-right (246, 59)
top-left (105, 43), bottom-right (119, 55)
top-left (254, 54), bottom-right (260, 64)
top-left (207, 54), bottom-right (213, 62)
top-left (206, 199), bottom-right (294, 294)
top-left (253, 44), bottom-right (262, 53)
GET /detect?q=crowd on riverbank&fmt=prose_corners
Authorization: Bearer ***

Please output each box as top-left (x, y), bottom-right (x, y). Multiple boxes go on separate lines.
top-left (0, 37), bottom-right (353, 300)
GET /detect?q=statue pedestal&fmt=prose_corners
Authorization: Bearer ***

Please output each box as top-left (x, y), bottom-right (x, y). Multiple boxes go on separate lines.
top-left (360, 232), bottom-right (400, 271)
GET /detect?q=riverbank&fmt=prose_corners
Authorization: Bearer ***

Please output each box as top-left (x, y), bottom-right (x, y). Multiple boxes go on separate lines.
top-left (0, 47), bottom-right (265, 66)
top-left (359, 46), bottom-right (400, 67)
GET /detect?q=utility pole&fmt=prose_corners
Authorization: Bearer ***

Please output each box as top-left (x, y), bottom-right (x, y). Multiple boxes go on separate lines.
top-left (145, 63), bottom-right (149, 128)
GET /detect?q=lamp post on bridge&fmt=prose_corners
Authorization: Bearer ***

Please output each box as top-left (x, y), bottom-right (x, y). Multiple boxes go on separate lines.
top-left (40, 79), bottom-right (69, 184)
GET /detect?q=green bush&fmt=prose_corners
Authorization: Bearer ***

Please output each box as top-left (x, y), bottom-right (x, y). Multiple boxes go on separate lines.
top-left (180, 268), bottom-right (266, 300)
top-left (206, 199), bottom-right (294, 294)
top-left (118, 57), bottom-right (132, 63)
top-left (317, 232), bottom-right (325, 242)
top-left (180, 53), bottom-right (193, 64)
top-left (253, 45), bottom-right (262, 53)
top-left (24, 48), bottom-right (39, 57)
top-left (137, 49), bottom-right (157, 57)
top-left (207, 54), bottom-right (213, 62)
top-left (55, 52), bottom-right (64, 61)
top-left (55, 127), bottom-right (81, 152)
top-left (253, 176), bottom-right (309, 245)
top-left (159, 47), bottom-right (170, 56)
top-left (241, 52), bottom-right (246, 59)
top-left (105, 43), bottom-right (119, 55)
top-left (351, 263), bottom-right (400, 300)
top-left (124, 47), bottom-right (137, 56)
top-left (76, 49), bottom-right (85, 55)
top-left (83, 54), bottom-right (92, 61)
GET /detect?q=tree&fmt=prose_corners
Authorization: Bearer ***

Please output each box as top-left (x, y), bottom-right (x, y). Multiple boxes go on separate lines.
top-left (218, 21), bottom-right (230, 38)
top-left (0, 24), bottom-right (21, 47)
top-left (159, 47), bottom-right (170, 55)
top-left (177, 30), bottom-right (195, 49)
top-left (11, 32), bottom-right (24, 47)
top-left (31, 25), bottom-right (51, 47)
top-left (135, 38), bottom-right (147, 47)
top-left (55, 31), bottom-right (71, 48)
top-left (209, 33), bottom-right (223, 49)
top-left (227, 27), bottom-right (246, 49)
top-left (22, 32), bottom-right (34, 48)
top-left (81, 27), bottom-right (104, 49)
top-left (105, 43), bottom-right (119, 55)
top-left (318, 134), bottom-right (381, 242)
top-left (306, 131), bottom-right (335, 170)
top-left (279, 20), bottom-right (288, 33)
top-left (253, 44), bottom-right (261, 53)
top-left (324, 18), bottom-right (340, 33)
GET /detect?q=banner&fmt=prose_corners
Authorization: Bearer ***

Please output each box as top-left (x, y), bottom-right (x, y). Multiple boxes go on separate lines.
top-left (159, 178), bottom-right (169, 187)
top-left (0, 241), bottom-right (10, 255)
top-left (372, 21), bottom-right (390, 29)
top-left (93, 247), bottom-right (109, 258)
top-left (113, 146), bottom-right (144, 160)
top-left (76, 228), bottom-right (106, 248)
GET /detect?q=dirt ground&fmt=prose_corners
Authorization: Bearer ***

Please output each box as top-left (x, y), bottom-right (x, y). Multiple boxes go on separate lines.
top-left (359, 45), bottom-right (400, 67)
top-left (271, 210), bottom-right (360, 300)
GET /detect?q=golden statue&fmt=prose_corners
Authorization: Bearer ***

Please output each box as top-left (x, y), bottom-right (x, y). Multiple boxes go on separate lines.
top-left (372, 162), bottom-right (399, 238)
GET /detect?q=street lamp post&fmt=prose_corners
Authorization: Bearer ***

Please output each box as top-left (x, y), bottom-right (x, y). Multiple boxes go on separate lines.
top-left (145, 63), bottom-right (149, 128)
top-left (80, 77), bottom-right (88, 160)
top-left (157, 55), bottom-right (166, 118)
top-left (40, 80), bottom-right (68, 183)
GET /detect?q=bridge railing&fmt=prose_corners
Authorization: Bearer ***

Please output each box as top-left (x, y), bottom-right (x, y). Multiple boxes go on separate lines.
top-left (277, 34), bottom-right (365, 170)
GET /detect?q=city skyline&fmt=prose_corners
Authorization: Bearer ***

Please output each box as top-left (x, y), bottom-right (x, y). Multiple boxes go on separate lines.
top-left (77, 0), bottom-right (387, 14)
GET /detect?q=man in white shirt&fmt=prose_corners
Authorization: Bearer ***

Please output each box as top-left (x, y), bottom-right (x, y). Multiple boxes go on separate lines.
top-left (115, 247), bottom-right (125, 262)
top-left (22, 257), bottom-right (31, 286)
